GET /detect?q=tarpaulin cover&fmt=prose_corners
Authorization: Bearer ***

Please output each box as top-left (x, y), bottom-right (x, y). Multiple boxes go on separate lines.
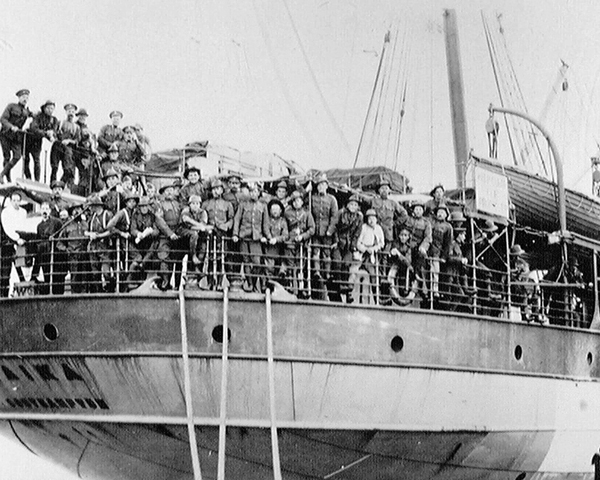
top-left (313, 166), bottom-right (411, 193)
top-left (146, 141), bottom-right (208, 173)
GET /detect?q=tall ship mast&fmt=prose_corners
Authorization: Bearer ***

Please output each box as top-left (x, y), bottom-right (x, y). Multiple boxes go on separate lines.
top-left (2, 9), bottom-right (600, 480)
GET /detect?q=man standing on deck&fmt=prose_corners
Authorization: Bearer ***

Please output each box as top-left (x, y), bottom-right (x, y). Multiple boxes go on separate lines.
top-left (0, 89), bottom-right (33, 183)
top-left (365, 176), bottom-right (408, 304)
top-left (204, 177), bottom-right (234, 290)
top-left (311, 173), bottom-right (338, 288)
top-left (179, 166), bottom-right (206, 205)
top-left (24, 99), bottom-right (59, 182)
top-left (154, 182), bottom-right (184, 290)
top-left (53, 103), bottom-right (80, 188)
top-left (232, 182), bottom-right (267, 292)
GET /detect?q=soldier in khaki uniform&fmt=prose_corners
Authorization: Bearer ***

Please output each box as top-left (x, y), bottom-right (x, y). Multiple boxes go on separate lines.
top-left (155, 182), bottom-right (184, 290)
top-left (233, 182), bottom-right (267, 292)
top-left (284, 190), bottom-right (315, 296)
top-left (311, 174), bottom-right (338, 285)
top-left (203, 177), bottom-right (234, 289)
top-left (128, 196), bottom-right (159, 284)
top-left (262, 199), bottom-right (288, 284)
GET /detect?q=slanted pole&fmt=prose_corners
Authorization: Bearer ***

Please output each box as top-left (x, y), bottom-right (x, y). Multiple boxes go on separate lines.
top-left (444, 9), bottom-right (470, 190)
top-left (217, 285), bottom-right (230, 480)
top-left (265, 289), bottom-right (283, 479)
top-left (178, 287), bottom-right (203, 480)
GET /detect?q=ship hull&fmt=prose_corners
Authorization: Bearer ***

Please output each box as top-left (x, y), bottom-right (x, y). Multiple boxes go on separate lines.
top-left (0, 293), bottom-right (599, 478)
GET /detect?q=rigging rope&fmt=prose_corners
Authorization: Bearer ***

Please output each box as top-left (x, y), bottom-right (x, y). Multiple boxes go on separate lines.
top-left (250, 0), bottom-right (322, 158)
top-left (279, 0), bottom-right (352, 157)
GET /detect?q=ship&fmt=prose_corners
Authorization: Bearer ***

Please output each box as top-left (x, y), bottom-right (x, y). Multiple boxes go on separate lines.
top-left (2, 9), bottom-right (600, 480)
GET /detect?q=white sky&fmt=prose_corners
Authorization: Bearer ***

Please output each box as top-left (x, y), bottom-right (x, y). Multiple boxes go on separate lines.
top-left (1, 0), bottom-right (599, 478)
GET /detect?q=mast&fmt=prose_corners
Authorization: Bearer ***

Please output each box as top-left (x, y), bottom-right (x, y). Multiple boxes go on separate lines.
top-left (443, 9), bottom-right (470, 190)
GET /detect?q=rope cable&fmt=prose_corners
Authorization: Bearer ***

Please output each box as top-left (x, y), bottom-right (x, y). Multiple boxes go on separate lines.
top-left (280, 0), bottom-right (352, 157)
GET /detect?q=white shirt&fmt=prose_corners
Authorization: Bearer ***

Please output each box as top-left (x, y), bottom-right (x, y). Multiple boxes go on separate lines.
top-left (1, 205), bottom-right (28, 242)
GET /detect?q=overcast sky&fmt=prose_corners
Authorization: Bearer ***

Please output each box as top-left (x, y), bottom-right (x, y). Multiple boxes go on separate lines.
top-left (1, 0), bottom-right (599, 478)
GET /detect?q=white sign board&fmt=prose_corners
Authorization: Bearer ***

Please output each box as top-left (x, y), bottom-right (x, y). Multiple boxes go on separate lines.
top-left (474, 166), bottom-right (510, 218)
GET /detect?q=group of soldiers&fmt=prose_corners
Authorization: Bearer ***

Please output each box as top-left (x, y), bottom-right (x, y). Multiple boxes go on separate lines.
top-left (0, 88), bottom-right (150, 195)
top-left (0, 157), bottom-right (496, 310)
top-left (0, 87), bottom-right (546, 310)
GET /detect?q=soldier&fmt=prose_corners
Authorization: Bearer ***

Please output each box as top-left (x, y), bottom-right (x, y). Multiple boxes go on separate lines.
top-left (179, 166), bottom-right (206, 205)
top-left (203, 177), bottom-right (234, 289)
top-left (284, 190), bottom-right (315, 296)
top-left (222, 172), bottom-right (243, 210)
top-left (33, 202), bottom-right (67, 295)
top-left (222, 172), bottom-right (244, 282)
top-left (85, 196), bottom-right (114, 292)
top-left (24, 100), bottom-right (59, 182)
top-left (99, 168), bottom-right (123, 214)
top-left (404, 200), bottom-right (432, 298)
top-left (154, 182), bottom-right (184, 290)
top-left (311, 174), bottom-right (338, 284)
top-left (117, 125), bottom-right (147, 171)
top-left (53, 103), bottom-right (80, 188)
top-left (106, 192), bottom-right (139, 289)
top-left (445, 225), bottom-right (470, 312)
top-left (274, 180), bottom-right (290, 209)
top-left (178, 194), bottom-right (211, 286)
top-left (128, 196), bottom-right (159, 284)
top-left (233, 182), bottom-right (267, 292)
top-left (425, 184), bottom-right (446, 217)
top-left (387, 226), bottom-right (414, 304)
top-left (510, 244), bottom-right (534, 321)
top-left (0, 89), bottom-right (33, 183)
top-left (262, 199), bottom-right (288, 284)
top-left (429, 203), bottom-right (453, 299)
top-left (61, 203), bottom-right (90, 294)
top-left (98, 110), bottom-right (124, 159)
top-left (74, 108), bottom-right (99, 194)
top-left (366, 176), bottom-right (408, 303)
top-left (330, 194), bottom-right (363, 303)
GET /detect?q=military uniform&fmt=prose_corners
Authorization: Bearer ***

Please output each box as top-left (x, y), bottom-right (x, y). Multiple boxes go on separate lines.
top-left (53, 115), bottom-right (80, 187)
top-left (284, 204), bottom-right (315, 294)
top-left (155, 197), bottom-right (184, 289)
top-left (25, 107), bottom-right (59, 182)
top-left (204, 195), bottom-right (234, 287)
top-left (87, 207), bottom-right (114, 292)
top-left (130, 206), bottom-right (159, 268)
top-left (178, 203), bottom-right (209, 280)
top-left (311, 192), bottom-right (338, 279)
top-left (405, 214), bottom-right (432, 290)
top-left (33, 215), bottom-right (67, 295)
top-left (179, 181), bottom-right (206, 205)
top-left (330, 206), bottom-right (363, 299)
top-left (61, 214), bottom-right (90, 293)
top-left (0, 94), bottom-right (32, 182)
top-left (263, 210), bottom-right (288, 282)
top-left (430, 216), bottom-right (453, 297)
top-left (98, 124), bottom-right (123, 157)
top-left (233, 197), bottom-right (267, 291)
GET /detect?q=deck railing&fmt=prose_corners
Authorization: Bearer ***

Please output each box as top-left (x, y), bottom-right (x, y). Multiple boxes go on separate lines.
top-left (4, 235), bottom-right (593, 329)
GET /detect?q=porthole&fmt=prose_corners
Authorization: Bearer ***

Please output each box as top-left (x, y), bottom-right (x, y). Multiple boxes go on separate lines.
top-left (391, 336), bottom-right (404, 353)
top-left (587, 352), bottom-right (593, 365)
top-left (515, 472), bottom-right (526, 480)
top-left (212, 325), bottom-right (232, 344)
top-left (43, 323), bottom-right (59, 342)
top-left (514, 345), bottom-right (523, 361)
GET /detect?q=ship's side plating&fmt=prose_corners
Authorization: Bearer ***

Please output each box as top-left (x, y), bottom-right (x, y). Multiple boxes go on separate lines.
top-left (0, 292), bottom-right (599, 479)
